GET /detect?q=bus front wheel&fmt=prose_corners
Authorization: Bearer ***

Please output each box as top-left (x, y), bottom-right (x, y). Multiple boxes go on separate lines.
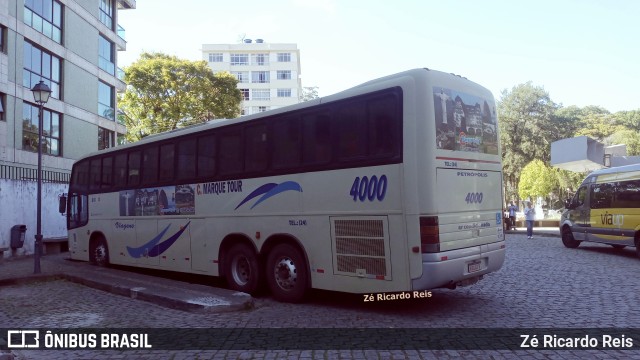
top-left (266, 244), bottom-right (308, 303)
top-left (561, 228), bottom-right (581, 249)
top-left (90, 237), bottom-right (109, 267)
top-left (225, 243), bottom-right (260, 294)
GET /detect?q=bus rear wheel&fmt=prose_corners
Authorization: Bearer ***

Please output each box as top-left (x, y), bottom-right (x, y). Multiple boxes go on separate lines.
top-left (266, 244), bottom-right (308, 303)
top-left (90, 237), bottom-right (109, 267)
top-left (225, 243), bottom-right (260, 294)
top-left (561, 228), bottom-right (580, 249)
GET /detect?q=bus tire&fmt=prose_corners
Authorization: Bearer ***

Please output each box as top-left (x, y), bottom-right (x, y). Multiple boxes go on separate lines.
top-left (635, 235), bottom-right (640, 260)
top-left (266, 243), bottom-right (308, 303)
top-left (90, 237), bottom-right (110, 267)
top-left (225, 243), bottom-right (260, 295)
top-left (561, 228), bottom-right (580, 249)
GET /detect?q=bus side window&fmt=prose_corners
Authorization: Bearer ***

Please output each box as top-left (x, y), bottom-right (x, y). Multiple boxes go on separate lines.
top-left (89, 158), bottom-right (101, 192)
top-left (114, 153), bottom-right (128, 188)
top-left (177, 139), bottom-right (196, 180)
top-left (71, 160), bottom-right (90, 194)
top-left (273, 116), bottom-right (301, 170)
top-left (101, 156), bottom-right (113, 190)
top-left (302, 112), bottom-right (331, 165)
top-left (68, 193), bottom-right (88, 229)
top-left (245, 124), bottom-right (268, 173)
top-left (197, 134), bottom-right (216, 178)
top-left (159, 143), bottom-right (175, 182)
top-left (218, 130), bottom-right (243, 175)
top-left (337, 101), bottom-right (367, 160)
top-left (142, 146), bottom-right (159, 185)
top-left (128, 151), bottom-right (141, 187)
top-left (368, 94), bottom-right (400, 158)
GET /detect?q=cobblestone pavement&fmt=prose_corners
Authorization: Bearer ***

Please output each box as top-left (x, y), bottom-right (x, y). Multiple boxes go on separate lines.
top-left (2, 233), bottom-right (640, 359)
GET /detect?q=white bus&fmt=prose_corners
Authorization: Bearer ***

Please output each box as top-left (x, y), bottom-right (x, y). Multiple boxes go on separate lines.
top-left (62, 68), bottom-right (506, 302)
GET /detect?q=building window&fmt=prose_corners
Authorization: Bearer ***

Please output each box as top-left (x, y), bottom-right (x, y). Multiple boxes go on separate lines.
top-left (252, 106), bottom-right (269, 113)
top-left (24, 0), bottom-right (63, 43)
top-left (231, 71), bottom-right (249, 83)
top-left (252, 89), bottom-right (270, 101)
top-left (0, 93), bottom-right (5, 121)
top-left (277, 70), bottom-right (291, 80)
top-left (277, 53), bottom-right (291, 62)
top-left (22, 102), bottom-right (61, 156)
top-left (98, 81), bottom-right (115, 120)
top-left (98, 35), bottom-right (115, 75)
top-left (0, 26), bottom-right (6, 53)
top-left (277, 89), bottom-right (292, 98)
top-left (23, 41), bottom-right (61, 99)
top-left (251, 71), bottom-right (270, 83)
top-left (98, 127), bottom-right (115, 150)
top-left (240, 89), bottom-right (249, 101)
top-left (251, 53), bottom-right (269, 66)
top-left (230, 53), bottom-right (248, 65)
top-left (99, 0), bottom-right (113, 29)
top-left (208, 53), bottom-right (223, 62)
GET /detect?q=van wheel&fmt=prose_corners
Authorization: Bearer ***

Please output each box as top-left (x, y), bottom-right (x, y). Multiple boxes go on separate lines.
top-left (225, 243), bottom-right (260, 295)
top-left (266, 244), bottom-right (308, 303)
top-left (561, 228), bottom-right (580, 249)
top-left (90, 237), bottom-right (109, 267)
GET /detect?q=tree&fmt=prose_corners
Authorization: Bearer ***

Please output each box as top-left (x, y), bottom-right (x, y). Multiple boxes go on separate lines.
top-left (119, 52), bottom-right (242, 142)
top-left (518, 160), bottom-right (558, 202)
top-left (498, 82), bottom-right (563, 201)
top-left (605, 129), bottom-right (640, 156)
top-left (301, 86), bottom-right (319, 102)
top-left (573, 106), bottom-right (621, 141)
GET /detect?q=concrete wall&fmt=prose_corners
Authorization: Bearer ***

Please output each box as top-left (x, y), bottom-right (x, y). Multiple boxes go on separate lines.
top-left (0, 180), bottom-right (68, 257)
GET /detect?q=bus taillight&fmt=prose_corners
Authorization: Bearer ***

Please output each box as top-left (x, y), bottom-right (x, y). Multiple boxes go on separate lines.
top-left (420, 216), bottom-right (440, 253)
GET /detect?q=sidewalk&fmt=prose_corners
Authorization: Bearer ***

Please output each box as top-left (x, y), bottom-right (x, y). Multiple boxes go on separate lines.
top-left (0, 252), bottom-right (254, 313)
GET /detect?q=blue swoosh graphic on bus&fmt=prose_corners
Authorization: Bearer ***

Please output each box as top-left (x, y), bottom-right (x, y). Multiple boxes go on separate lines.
top-left (234, 183), bottom-right (278, 210)
top-left (126, 222), bottom-right (190, 258)
top-left (251, 181), bottom-right (303, 209)
top-left (147, 221), bottom-right (191, 257)
top-left (235, 181), bottom-right (303, 210)
top-left (126, 224), bottom-right (171, 258)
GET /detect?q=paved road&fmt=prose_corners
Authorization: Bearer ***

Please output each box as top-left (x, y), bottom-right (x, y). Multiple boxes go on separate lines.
top-left (2, 232), bottom-right (640, 359)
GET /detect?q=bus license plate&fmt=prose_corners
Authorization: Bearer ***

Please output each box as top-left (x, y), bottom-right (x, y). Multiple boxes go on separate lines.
top-left (467, 260), bottom-right (482, 273)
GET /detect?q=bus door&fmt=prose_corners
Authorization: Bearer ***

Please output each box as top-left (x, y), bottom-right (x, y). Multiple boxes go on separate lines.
top-left (568, 185), bottom-right (589, 241)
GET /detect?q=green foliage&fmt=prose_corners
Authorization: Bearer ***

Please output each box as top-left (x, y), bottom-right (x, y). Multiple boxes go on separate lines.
top-left (498, 82), bottom-right (563, 201)
top-left (118, 52), bottom-right (242, 142)
top-left (301, 86), bottom-right (319, 102)
top-left (605, 129), bottom-right (640, 156)
top-left (518, 160), bottom-right (558, 200)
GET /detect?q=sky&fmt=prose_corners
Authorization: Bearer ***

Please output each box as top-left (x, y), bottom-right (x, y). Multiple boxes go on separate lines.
top-left (117, 0), bottom-right (640, 113)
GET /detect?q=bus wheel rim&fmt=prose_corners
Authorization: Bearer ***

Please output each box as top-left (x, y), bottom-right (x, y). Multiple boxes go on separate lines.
top-left (274, 256), bottom-right (297, 290)
top-left (231, 256), bottom-right (251, 286)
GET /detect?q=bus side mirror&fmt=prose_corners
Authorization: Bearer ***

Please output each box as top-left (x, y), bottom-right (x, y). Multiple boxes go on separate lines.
top-left (59, 194), bottom-right (67, 214)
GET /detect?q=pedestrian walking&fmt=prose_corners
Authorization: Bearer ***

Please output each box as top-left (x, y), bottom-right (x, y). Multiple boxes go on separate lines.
top-left (508, 201), bottom-right (518, 230)
top-left (524, 201), bottom-right (536, 239)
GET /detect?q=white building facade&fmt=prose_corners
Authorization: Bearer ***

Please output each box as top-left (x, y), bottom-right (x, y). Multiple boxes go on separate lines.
top-left (202, 40), bottom-right (301, 116)
top-left (0, 0), bottom-right (135, 256)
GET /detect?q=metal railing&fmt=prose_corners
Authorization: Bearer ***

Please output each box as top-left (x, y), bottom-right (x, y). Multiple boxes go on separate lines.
top-left (0, 165), bottom-right (70, 184)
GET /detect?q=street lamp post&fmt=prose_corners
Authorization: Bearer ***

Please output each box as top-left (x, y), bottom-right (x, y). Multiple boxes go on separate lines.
top-left (31, 80), bottom-right (51, 274)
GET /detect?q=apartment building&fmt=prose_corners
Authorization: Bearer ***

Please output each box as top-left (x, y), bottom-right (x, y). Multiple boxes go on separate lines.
top-left (0, 0), bottom-right (134, 255)
top-left (202, 39), bottom-right (301, 116)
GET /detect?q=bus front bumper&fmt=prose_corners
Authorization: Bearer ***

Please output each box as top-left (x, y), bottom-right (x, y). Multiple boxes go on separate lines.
top-left (411, 240), bottom-right (505, 290)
